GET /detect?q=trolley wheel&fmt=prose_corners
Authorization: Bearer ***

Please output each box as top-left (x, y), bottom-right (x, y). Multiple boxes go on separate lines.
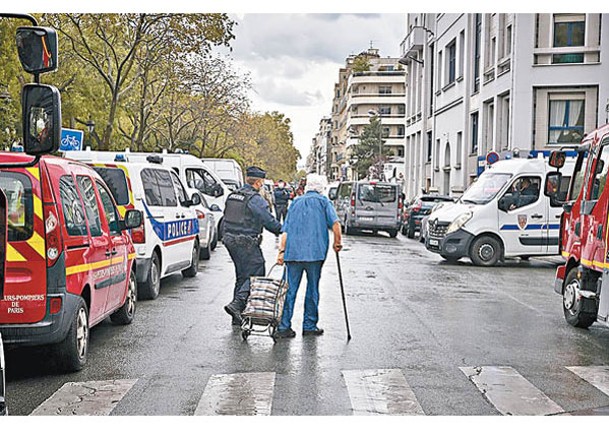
top-left (241, 330), bottom-right (250, 341)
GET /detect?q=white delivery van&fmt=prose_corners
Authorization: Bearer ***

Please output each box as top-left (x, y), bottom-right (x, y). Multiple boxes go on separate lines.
top-left (65, 149), bottom-right (228, 238)
top-left (425, 154), bottom-right (575, 266)
top-left (201, 158), bottom-right (244, 191)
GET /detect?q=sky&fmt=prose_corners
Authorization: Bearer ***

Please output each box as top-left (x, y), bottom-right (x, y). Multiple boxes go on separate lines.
top-left (221, 13), bottom-right (405, 168)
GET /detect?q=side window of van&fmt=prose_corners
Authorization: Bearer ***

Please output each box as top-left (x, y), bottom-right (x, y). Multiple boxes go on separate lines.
top-left (93, 167), bottom-right (130, 206)
top-left (590, 145), bottom-right (609, 201)
top-left (499, 177), bottom-right (541, 211)
top-left (59, 176), bottom-right (88, 237)
top-left (0, 172), bottom-right (33, 241)
top-left (76, 176), bottom-right (103, 237)
top-left (155, 169), bottom-right (177, 207)
top-left (186, 169), bottom-right (206, 192)
top-left (96, 182), bottom-right (120, 234)
top-left (170, 171), bottom-right (187, 206)
top-left (141, 168), bottom-right (163, 206)
top-left (141, 168), bottom-right (177, 207)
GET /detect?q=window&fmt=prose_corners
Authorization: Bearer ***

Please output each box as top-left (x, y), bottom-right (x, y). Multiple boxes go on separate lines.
top-left (473, 14), bottom-right (482, 93)
top-left (382, 127), bottom-right (390, 137)
top-left (397, 125), bottom-right (405, 137)
top-left (590, 146), bottom-right (609, 201)
top-left (548, 99), bottom-right (585, 144)
top-left (170, 171), bottom-right (188, 206)
top-left (76, 176), bottom-right (102, 237)
top-left (459, 31), bottom-right (465, 78)
top-left (499, 94), bottom-right (510, 150)
top-left (447, 40), bottom-right (457, 84)
top-left (437, 50), bottom-right (443, 88)
top-left (0, 172), bottom-right (33, 241)
top-left (141, 168), bottom-right (177, 207)
top-left (93, 167), bottom-right (130, 206)
top-left (429, 43), bottom-right (435, 111)
top-left (553, 14), bottom-right (585, 63)
top-left (379, 106), bottom-right (391, 116)
top-left (60, 176), bottom-right (87, 237)
top-left (484, 101), bottom-right (495, 153)
top-left (471, 112), bottom-right (479, 154)
top-left (379, 85), bottom-right (392, 95)
top-left (456, 132), bottom-right (463, 166)
top-left (141, 168), bottom-right (163, 207)
top-left (490, 37), bottom-right (496, 65)
top-left (505, 25), bottom-right (512, 56)
top-left (427, 132), bottom-right (433, 162)
top-left (500, 177), bottom-right (541, 210)
top-left (338, 183), bottom-right (352, 199)
top-left (358, 184), bottom-right (396, 203)
top-left (96, 182), bottom-right (120, 234)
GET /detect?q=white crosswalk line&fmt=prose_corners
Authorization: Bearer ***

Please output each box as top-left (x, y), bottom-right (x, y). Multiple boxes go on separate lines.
top-left (194, 372), bottom-right (275, 416)
top-left (461, 366), bottom-right (564, 416)
top-left (30, 379), bottom-right (137, 416)
top-left (566, 366), bottom-right (609, 396)
top-left (342, 368), bottom-right (424, 415)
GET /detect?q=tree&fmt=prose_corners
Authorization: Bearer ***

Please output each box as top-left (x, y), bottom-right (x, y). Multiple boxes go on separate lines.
top-left (352, 55), bottom-right (371, 73)
top-left (350, 116), bottom-right (391, 180)
top-left (43, 13), bottom-right (235, 150)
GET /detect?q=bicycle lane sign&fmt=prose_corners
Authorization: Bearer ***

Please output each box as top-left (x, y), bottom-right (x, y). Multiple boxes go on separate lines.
top-left (59, 128), bottom-right (84, 151)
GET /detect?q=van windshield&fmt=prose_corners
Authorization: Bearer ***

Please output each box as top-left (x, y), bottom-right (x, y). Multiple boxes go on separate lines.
top-left (0, 172), bottom-right (33, 241)
top-left (358, 184), bottom-right (396, 203)
top-left (460, 172), bottom-right (512, 205)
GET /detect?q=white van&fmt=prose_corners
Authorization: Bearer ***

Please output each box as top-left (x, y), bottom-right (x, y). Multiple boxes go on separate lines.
top-left (62, 154), bottom-right (202, 299)
top-left (201, 158), bottom-right (244, 191)
top-left (424, 155), bottom-right (575, 266)
top-left (66, 149), bottom-right (228, 239)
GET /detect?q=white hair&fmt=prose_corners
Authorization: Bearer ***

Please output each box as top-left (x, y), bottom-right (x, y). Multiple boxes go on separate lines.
top-left (305, 173), bottom-right (327, 193)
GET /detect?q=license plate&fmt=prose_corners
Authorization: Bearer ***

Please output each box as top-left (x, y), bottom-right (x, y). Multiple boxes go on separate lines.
top-left (359, 217), bottom-right (373, 221)
top-left (429, 239), bottom-right (439, 246)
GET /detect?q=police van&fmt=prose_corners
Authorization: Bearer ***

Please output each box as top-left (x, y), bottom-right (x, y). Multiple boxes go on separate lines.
top-left (425, 153), bottom-right (575, 266)
top-left (64, 153), bottom-right (202, 299)
top-left (67, 149), bottom-right (228, 240)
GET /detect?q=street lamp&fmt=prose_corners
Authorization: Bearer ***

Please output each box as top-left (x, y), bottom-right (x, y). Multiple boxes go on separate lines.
top-left (85, 116), bottom-right (95, 149)
top-left (368, 109), bottom-right (384, 180)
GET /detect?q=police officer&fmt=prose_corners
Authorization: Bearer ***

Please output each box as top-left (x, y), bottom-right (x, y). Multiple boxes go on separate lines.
top-left (273, 179), bottom-right (290, 224)
top-left (223, 166), bottom-right (283, 326)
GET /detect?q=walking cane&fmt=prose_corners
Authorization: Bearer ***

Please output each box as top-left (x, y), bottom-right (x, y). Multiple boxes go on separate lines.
top-left (335, 251), bottom-right (352, 341)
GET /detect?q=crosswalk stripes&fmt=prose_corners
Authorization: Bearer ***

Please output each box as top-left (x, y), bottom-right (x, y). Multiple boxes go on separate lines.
top-left (194, 372), bottom-right (275, 416)
top-left (20, 365), bottom-right (609, 415)
top-left (342, 369), bottom-right (425, 415)
top-left (566, 366), bottom-right (609, 396)
top-left (29, 379), bottom-right (137, 416)
top-left (460, 366), bottom-right (564, 416)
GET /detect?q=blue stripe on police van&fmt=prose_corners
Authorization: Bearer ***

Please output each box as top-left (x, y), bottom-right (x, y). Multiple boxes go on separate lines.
top-left (500, 224), bottom-right (545, 231)
top-left (141, 202), bottom-right (199, 242)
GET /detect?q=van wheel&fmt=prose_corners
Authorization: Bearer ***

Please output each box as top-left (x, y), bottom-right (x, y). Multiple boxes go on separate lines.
top-left (563, 268), bottom-right (596, 328)
top-left (407, 226), bottom-right (415, 239)
top-left (199, 243), bottom-right (211, 261)
top-left (56, 298), bottom-right (89, 372)
top-left (182, 241), bottom-right (200, 278)
top-left (110, 269), bottom-right (137, 325)
top-left (470, 235), bottom-right (502, 267)
top-left (441, 255), bottom-right (461, 264)
top-left (140, 252), bottom-right (161, 300)
top-left (388, 230), bottom-right (398, 238)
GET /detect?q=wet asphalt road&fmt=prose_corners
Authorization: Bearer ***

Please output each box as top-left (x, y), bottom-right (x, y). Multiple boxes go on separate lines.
top-left (5, 231), bottom-right (609, 416)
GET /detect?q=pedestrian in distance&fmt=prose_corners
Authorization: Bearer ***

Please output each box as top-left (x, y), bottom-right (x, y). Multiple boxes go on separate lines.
top-left (259, 181), bottom-right (275, 213)
top-left (274, 173), bottom-right (343, 339)
top-left (222, 166), bottom-right (283, 327)
top-left (273, 179), bottom-right (291, 224)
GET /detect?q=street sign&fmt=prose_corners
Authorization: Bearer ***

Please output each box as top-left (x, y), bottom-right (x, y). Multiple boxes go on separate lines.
top-left (486, 151), bottom-right (499, 165)
top-left (59, 128), bottom-right (84, 152)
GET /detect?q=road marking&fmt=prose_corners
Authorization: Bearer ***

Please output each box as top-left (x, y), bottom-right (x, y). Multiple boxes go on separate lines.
top-left (566, 366), bottom-right (609, 396)
top-left (460, 366), bottom-right (564, 416)
top-left (30, 379), bottom-right (137, 416)
top-left (342, 368), bottom-right (424, 415)
top-left (194, 372), bottom-right (275, 416)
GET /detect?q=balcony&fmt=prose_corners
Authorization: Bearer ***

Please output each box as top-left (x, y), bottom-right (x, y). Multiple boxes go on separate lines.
top-left (400, 26), bottom-right (427, 59)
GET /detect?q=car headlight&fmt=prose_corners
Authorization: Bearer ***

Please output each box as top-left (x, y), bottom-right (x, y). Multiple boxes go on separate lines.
top-left (446, 212), bottom-right (472, 234)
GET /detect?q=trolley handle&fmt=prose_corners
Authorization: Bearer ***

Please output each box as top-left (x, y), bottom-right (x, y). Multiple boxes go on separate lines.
top-left (267, 263), bottom-right (287, 284)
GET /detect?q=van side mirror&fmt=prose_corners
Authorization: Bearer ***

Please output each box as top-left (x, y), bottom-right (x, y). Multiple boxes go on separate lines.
top-left (498, 194), bottom-right (513, 212)
top-left (190, 192), bottom-right (202, 206)
top-left (549, 150), bottom-right (566, 169)
top-left (122, 209), bottom-right (143, 230)
top-left (16, 27), bottom-right (58, 74)
top-left (22, 84), bottom-right (61, 155)
top-left (212, 183), bottom-right (224, 198)
top-left (328, 191), bottom-right (337, 201)
top-left (544, 172), bottom-right (562, 198)
top-left (209, 204), bottom-right (221, 212)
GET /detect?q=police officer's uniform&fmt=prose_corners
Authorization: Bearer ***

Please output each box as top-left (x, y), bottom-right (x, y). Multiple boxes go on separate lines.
top-left (273, 183), bottom-right (290, 224)
top-left (223, 166), bottom-right (282, 325)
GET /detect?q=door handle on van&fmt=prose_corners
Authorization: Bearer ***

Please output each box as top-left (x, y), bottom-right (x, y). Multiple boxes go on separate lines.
top-left (105, 249), bottom-right (118, 257)
top-left (531, 214), bottom-right (543, 219)
top-left (176, 213), bottom-right (185, 219)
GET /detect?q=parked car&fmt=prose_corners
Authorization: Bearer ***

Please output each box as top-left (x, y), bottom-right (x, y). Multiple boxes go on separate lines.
top-left (201, 158), bottom-right (244, 191)
top-left (401, 194), bottom-right (455, 239)
top-left (0, 153), bottom-right (143, 371)
top-left (329, 180), bottom-right (403, 238)
top-left (64, 154), bottom-right (203, 300)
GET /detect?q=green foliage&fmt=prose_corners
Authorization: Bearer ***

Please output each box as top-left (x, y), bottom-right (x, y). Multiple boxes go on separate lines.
top-left (352, 55), bottom-right (371, 73)
top-left (350, 117), bottom-right (391, 179)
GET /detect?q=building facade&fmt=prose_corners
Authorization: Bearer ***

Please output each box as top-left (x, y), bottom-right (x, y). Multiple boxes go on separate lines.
top-left (307, 116), bottom-right (332, 177)
top-left (401, 13), bottom-right (609, 200)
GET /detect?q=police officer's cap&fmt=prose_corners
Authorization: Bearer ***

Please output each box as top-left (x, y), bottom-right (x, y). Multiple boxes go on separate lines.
top-left (246, 166), bottom-right (266, 179)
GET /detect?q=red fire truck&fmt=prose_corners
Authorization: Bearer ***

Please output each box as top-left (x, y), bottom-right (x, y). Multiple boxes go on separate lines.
top-left (549, 123), bottom-right (609, 329)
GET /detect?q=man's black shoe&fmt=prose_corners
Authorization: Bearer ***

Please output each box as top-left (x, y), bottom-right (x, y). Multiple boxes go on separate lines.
top-left (273, 328), bottom-right (296, 339)
top-left (302, 328), bottom-right (324, 336)
top-left (224, 303), bottom-right (242, 324)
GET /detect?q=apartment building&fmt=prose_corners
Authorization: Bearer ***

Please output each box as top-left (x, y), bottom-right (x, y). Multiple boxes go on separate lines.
top-left (327, 48), bottom-right (406, 181)
top-left (307, 116), bottom-right (332, 177)
top-left (400, 13), bottom-right (609, 199)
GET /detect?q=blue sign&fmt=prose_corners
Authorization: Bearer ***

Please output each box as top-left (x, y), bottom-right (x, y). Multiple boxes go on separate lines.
top-left (486, 151), bottom-right (500, 165)
top-left (60, 128), bottom-right (84, 151)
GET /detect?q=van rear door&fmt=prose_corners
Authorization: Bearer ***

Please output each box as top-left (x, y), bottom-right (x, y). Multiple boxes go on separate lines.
top-left (356, 183), bottom-right (398, 227)
top-left (0, 167), bottom-right (47, 324)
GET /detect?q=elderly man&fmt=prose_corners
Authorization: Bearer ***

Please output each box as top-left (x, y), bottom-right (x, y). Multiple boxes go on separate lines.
top-left (275, 174), bottom-right (342, 338)
top-left (223, 166), bottom-right (283, 327)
